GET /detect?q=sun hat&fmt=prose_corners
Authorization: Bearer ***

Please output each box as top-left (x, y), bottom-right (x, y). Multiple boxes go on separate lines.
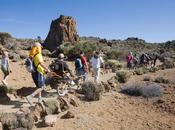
top-left (33, 42), bottom-right (42, 47)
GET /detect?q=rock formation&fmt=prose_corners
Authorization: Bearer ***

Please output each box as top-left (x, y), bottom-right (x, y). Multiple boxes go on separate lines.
top-left (44, 15), bottom-right (79, 51)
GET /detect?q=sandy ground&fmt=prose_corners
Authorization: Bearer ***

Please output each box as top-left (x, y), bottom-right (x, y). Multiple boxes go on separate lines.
top-left (0, 58), bottom-right (175, 130)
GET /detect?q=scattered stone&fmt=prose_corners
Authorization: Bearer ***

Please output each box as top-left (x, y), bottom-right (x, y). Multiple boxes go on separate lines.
top-left (0, 85), bottom-right (10, 103)
top-left (157, 99), bottom-right (165, 104)
top-left (30, 103), bottom-right (46, 122)
top-left (44, 115), bottom-right (58, 127)
top-left (57, 97), bottom-right (69, 111)
top-left (61, 111), bottom-right (75, 119)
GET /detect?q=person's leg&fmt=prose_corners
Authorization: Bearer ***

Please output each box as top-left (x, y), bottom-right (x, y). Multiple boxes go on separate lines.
top-left (36, 73), bottom-right (45, 102)
top-left (94, 68), bottom-right (99, 83)
top-left (26, 72), bottom-right (45, 105)
top-left (76, 69), bottom-right (82, 84)
top-left (3, 74), bottom-right (9, 86)
top-left (82, 69), bottom-right (87, 82)
top-left (96, 68), bottom-right (100, 84)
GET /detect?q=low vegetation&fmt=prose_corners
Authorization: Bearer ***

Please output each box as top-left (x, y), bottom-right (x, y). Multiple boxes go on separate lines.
top-left (116, 71), bottom-right (130, 83)
top-left (154, 77), bottom-right (170, 84)
top-left (82, 81), bottom-right (103, 101)
top-left (120, 83), bottom-right (163, 98)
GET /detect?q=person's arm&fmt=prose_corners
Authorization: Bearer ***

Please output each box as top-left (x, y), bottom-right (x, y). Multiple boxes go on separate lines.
top-left (100, 57), bottom-right (105, 69)
top-left (84, 61), bottom-right (89, 72)
top-left (39, 62), bottom-right (50, 73)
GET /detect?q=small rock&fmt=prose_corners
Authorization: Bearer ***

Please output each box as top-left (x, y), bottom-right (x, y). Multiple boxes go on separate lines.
top-left (61, 111), bottom-right (75, 119)
top-left (44, 115), bottom-right (58, 127)
top-left (157, 99), bottom-right (165, 104)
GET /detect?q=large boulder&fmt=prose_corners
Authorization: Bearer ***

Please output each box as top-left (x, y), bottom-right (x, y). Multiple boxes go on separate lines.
top-left (44, 15), bottom-right (79, 51)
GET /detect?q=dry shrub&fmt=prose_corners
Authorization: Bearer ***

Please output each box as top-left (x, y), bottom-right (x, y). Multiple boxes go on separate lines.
top-left (116, 71), bottom-right (130, 83)
top-left (106, 60), bottom-right (123, 71)
top-left (149, 67), bottom-right (158, 73)
top-left (0, 113), bottom-right (34, 130)
top-left (43, 99), bottom-right (61, 115)
top-left (135, 67), bottom-right (149, 75)
top-left (162, 59), bottom-right (174, 69)
top-left (154, 77), bottom-right (170, 84)
top-left (82, 81), bottom-right (103, 101)
top-left (143, 76), bottom-right (151, 81)
top-left (120, 83), bottom-right (163, 98)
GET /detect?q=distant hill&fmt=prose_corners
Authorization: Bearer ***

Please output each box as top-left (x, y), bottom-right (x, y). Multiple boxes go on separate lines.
top-left (0, 32), bottom-right (175, 62)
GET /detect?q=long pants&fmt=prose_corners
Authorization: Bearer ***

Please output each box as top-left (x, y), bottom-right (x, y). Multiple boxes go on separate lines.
top-left (76, 68), bottom-right (87, 84)
top-left (93, 68), bottom-right (100, 84)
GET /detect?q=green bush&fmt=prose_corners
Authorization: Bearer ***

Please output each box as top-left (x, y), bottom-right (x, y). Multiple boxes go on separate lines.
top-left (106, 60), bottom-right (123, 71)
top-left (60, 41), bottom-right (97, 60)
top-left (149, 67), bottom-right (158, 73)
top-left (116, 71), bottom-right (130, 83)
top-left (135, 67), bottom-right (149, 75)
top-left (0, 32), bottom-right (12, 38)
top-left (43, 99), bottom-right (60, 115)
top-left (154, 77), bottom-right (170, 84)
top-left (82, 81), bottom-right (102, 101)
top-left (106, 50), bottom-right (122, 60)
top-left (162, 59), bottom-right (174, 69)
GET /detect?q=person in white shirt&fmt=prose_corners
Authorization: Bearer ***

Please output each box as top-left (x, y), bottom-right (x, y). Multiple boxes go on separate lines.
top-left (90, 51), bottom-right (104, 84)
top-left (1, 50), bottom-right (12, 86)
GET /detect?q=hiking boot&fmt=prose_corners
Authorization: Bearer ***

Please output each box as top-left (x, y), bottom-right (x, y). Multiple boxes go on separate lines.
top-left (26, 95), bottom-right (33, 106)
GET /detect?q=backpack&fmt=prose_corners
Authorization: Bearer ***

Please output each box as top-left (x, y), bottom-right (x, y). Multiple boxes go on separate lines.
top-left (49, 60), bottom-right (67, 76)
top-left (75, 58), bottom-right (82, 69)
top-left (25, 53), bottom-right (39, 73)
top-left (25, 58), bottom-right (35, 73)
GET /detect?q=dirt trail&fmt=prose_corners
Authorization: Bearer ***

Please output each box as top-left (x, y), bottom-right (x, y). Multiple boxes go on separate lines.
top-left (0, 59), bottom-right (175, 130)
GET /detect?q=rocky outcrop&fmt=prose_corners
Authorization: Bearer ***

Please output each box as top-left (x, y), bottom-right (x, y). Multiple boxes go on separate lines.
top-left (44, 15), bottom-right (79, 51)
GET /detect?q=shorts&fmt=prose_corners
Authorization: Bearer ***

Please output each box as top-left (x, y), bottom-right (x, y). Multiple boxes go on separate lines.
top-left (1, 65), bottom-right (9, 77)
top-left (32, 71), bottom-right (45, 88)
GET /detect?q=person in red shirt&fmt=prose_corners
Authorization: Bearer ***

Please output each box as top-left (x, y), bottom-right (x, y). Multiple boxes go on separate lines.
top-left (80, 51), bottom-right (88, 81)
top-left (126, 52), bottom-right (133, 70)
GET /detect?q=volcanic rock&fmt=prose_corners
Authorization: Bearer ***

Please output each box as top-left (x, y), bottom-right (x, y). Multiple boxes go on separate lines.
top-left (45, 15), bottom-right (79, 51)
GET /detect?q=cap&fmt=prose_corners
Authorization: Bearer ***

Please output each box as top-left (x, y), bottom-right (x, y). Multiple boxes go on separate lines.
top-left (58, 53), bottom-right (64, 59)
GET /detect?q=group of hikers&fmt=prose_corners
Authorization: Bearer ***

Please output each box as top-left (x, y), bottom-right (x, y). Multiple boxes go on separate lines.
top-left (126, 51), bottom-right (158, 70)
top-left (0, 41), bottom-right (159, 106)
top-left (0, 42), bottom-right (105, 106)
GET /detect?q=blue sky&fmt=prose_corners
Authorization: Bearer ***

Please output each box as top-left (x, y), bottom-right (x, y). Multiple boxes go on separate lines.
top-left (0, 0), bottom-right (175, 42)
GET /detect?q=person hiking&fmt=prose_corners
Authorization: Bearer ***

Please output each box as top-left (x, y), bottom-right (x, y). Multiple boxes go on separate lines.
top-left (139, 53), bottom-right (150, 67)
top-left (50, 53), bottom-right (73, 77)
top-left (1, 50), bottom-right (12, 86)
top-left (126, 52), bottom-right (133, 70)
top-left (153, 54), bottom-right (158, 67)
top-left (26, 42), bottom-right (50, 106)
top-left (74, 55), bottom-right (84, 84)
top-left (80, 51), bottom-right (88, 81)
top-left (133, 53), bottom-right (139, 69)
top-left (49, 53), bottom-right (74, 95)
top-left (90, 51), bottom-right (104, 84)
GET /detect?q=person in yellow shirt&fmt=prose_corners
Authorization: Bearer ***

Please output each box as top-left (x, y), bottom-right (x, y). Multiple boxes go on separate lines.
top-left (26, 42), bottom-right (50, 106)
